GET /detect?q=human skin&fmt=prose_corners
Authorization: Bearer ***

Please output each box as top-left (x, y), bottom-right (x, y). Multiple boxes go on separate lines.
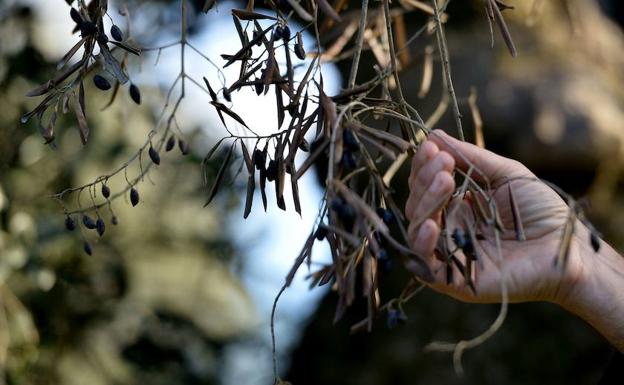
top-left (405, 129), bottom-right (624, 352)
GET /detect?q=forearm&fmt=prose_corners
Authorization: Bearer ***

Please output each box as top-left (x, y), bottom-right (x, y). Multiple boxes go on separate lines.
top-left (558, 224), bottom-right (624, 351)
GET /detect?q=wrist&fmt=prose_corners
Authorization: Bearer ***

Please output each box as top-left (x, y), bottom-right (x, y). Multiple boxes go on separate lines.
top-left (556, 222), bottom-right (624, 351)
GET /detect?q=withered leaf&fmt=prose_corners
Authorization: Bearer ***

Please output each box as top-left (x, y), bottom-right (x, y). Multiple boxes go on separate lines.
top-left (203, 76), bottom-right (218, 102)
top-left (243, 174), bottom-right (255, 218)
top-left (26, 59), bottom-right (85, 97)
top-left (96, 43), bottom-right (129, 84)
top-left (259, 167), bottom-right (268, 211)
top-left (211, 102), bottom-right (249, 128)
top-left (240, 140), bottom-right (253, 172)
top-left (489, 0), bottom-right (517, 57)
top-left (223, 25), bottom-right (273, 68)
top-left (57, 37), bottom-right (86, 70)
top-left (204, 141), bottom-right (236, 207)
top-left (507, 182), bottom-right (526, 241)
top-left (73, 92), bottom-right (89, 145)
top-left (232, 9), bottom-right (277, 20)
top-left (318, 0), bottom-right (342, 22)
top-left (291, 171), bottom-right (301, 215)
top-left (202, 0), bottom-right (216, 12)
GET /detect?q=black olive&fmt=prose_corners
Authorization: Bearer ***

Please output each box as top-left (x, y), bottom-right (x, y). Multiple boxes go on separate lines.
top-left (255, 82), bottom-right (264, 95)
top-left (95, 218), bottom-right (105, 237)
top-left (70, 8), bottom-right (83, 25)
top-left (111, 216), bottom-right (119, 225)
top-left (223, 88), bottom-right (231, 102)
top-left (130, 188), bottom-right (139, 207)
top-left (80, 21), bottom-right (98, 36)
top-left (101, 184), bottom-right (111, 199)
top-left (343, 129), bottom-right (359, 152)
top-left (148, 146), bottom-right (160, 165)
top-left (165, 136), bottom-right (176, 152)
top-left (110, 24), bottom-right (123, 41)
top-left (65, 216), bottom-right (76, 231)
top-left (178, 139), bottom-right (190, 155)
top-left (315, 227), bottom-right (328, 241)
top-left (253, 149), bottom-right (265, 170)
top-left (129, 83), bottom-right (141, 104)
top-left (83, 241), bottom-right (93, 256)
top-left (82, 215), bottom-right (96, 229)
top-left (266, 160), bottom-right (278, 181)
top-left (341, 151), bottom-right (357, 170)
top-left (93, 75), bottom-right (111, 91)
top-left (376, 208), bottom-right (395, 225)
top-left (298, 139), bottom-right (310, 152)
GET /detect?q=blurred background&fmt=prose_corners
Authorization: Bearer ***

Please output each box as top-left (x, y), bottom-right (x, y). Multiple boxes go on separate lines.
top-left (1, 0), bottom-right (623, 384)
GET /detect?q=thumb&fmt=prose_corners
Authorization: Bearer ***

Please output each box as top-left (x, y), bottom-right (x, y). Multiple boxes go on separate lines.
top-left (428, 129), bottom-right (532, 185)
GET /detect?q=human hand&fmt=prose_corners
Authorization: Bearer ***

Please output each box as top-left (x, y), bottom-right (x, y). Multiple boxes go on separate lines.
top-left (405, 130), bottom-right (584, 305)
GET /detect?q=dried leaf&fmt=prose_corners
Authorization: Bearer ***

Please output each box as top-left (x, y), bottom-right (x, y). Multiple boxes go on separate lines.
top-left (243, 174), bottom-right (255, 218)
top-left (318, 0), bottom-right (341, 22)
top-left (202, 0), bottom-right (216, 12)
top-left (203, 76), bottom-right (218, 102)
top-left (96, 43), bottom-right (129, 84)
top-left (223, 25), bottom-right (273, 68)
top-left (204, 141), bottom-right (236, 206)
top-left (232, 9), bottom-right (277, 20)
top-left (490, 0), bottom-right (517, 57)
top-left (73, 92), bottom-right (89, 145)
top-left (507, 182), bottom-right (526, 241)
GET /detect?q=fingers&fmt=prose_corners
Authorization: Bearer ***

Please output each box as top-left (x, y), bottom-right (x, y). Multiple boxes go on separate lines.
top-left (407, 151), bottom-right (454, 218)
top-left (407, 171), bottom-right (455, 243)
top-left (409, 218), bottom-right (440, 261)
top-left (428, 129), bottom-right (533, 184)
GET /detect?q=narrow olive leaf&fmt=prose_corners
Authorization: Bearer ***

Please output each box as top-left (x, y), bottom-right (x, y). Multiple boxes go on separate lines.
top-left (259, 167), bottom-right (268, 211)
top-left (57, 37), bottom-right (86, 70)
top-left (418, 44), bottom-right (434, 98)
top-left (204, 141), bottom-right (236, 207)
top-left (96, 43), bottom-right (129, 84)
top-left (285, 233), bottom-right (316, 286)
top-left (216, 103), bottom-right (249, 128)
top-left (358, 133), bottom-right (398, 160)
top-left (73, 92), bottom-right (90, 145)
top-left (275, 88), bottom-right (286, 132)
top-left (203, 76), bottom-right (218, 102)
top-left (291, 173), bottom-right (302, 216)
top-left (555, 206), bottom-right (576, 268)
top-left (70, 8), bottom-right (83, 24)
top-left (202, 0), bottom-right (216, 13)
top-left (490, 0), bottom-right (517, 57)
top-left (263, 40), bottom-right (276, 94)
top-left (232, 9), bottom-right (278, 20)
top-left (333, 180), bottom-right (389, 235)
top-left (223, 25), bottom-right (273, 67)
top-left (294, 31), bottom-right (306, 60)
top-left (108, 40), bottom-right (141, 56)
top-left (318, 0), bottom-right (342, 22)
top-left (590, 232), bottom-right (600, 253)
top-left (243, 174), bottom-right (255, 219)
top-left (39, 111), bottom-right (56, 144)
top-left (231, 13), bottom-right (247, 48)
top-left (507, 182), bottom-right (526, 241)
top-left (295, 137), bottom-right (329, 179)
top-left (292, 56), bottom-right (318, 108)
top-left (283, 32), bottom-right (294, 95)
top-left (285, 0), bottom-right (314, 22)
top-left (26, 59), bottom-right (85, 97)
top-left (349, 121), bottom-right (413, 152)
top-left (240, 141), bottom-right (253, 172)
top-left (101, 80), bottom-right (120, 110)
